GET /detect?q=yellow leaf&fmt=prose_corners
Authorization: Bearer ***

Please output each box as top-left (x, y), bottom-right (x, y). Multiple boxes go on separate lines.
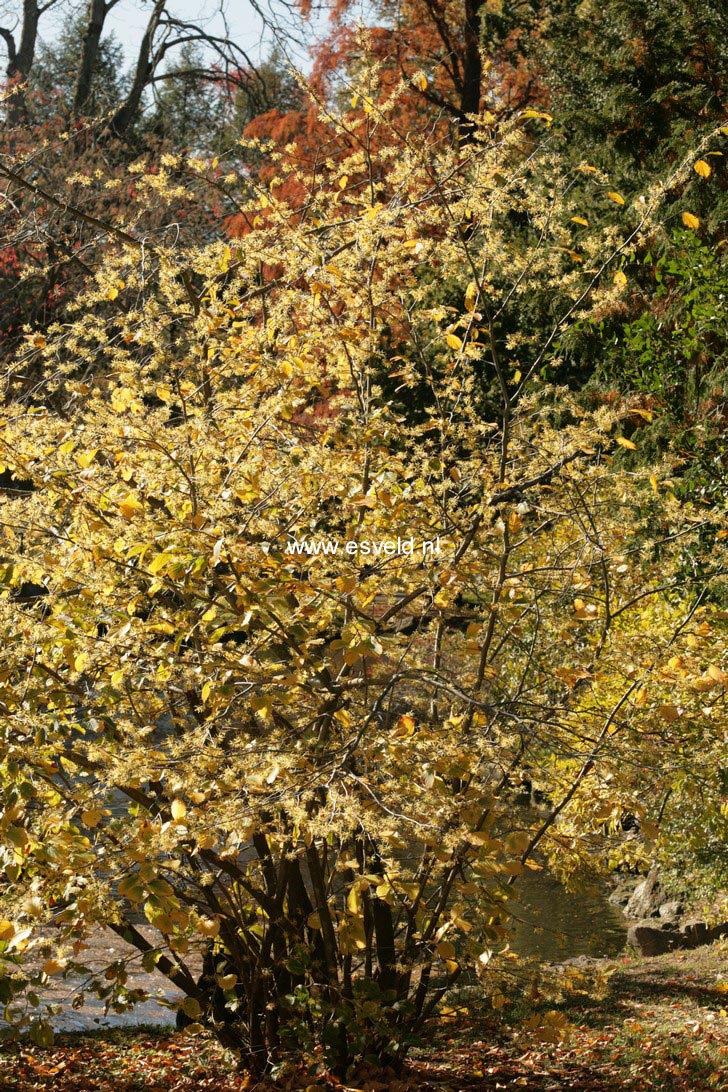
top-left (148, 553), bottom-right (170, 575)
top-left (558, 246), bottom-right (582, 261)
top-left (171, 798), bottom-right (187, 820)
top-left (505, 830), bottom-right (531, 855)
top-left (607, 191), bottom-right (625, 205)
top-left (657, 704), bottom-right (680, 723)
top-left (197, 917), bottom-right (220, 938)
top-left (43, 958), bottom-right (67, 976)
top-left (107, 287), bottom-right (119, 301)
top-left (250, 694), bottom-right (272, 717)
top-left (118, 495), bottom-right (143, 520)
top-left (81, 808), bottom-right (103, 828)
top-left (446, 333), bottom-right (463, 351)
top-left (521, 108), bottom-right (552, 125)
top-left (183, 1023), bottom-right (204, 1037)
top-left (347, 884), bottom-right (361, 914)
top-left (464, 281), bottom-right (478, 313)
top-left (616, 436), bottom-right (637, 450)
top-left (76, 449), bottom-right (97, 469)
top-left (338, 175), bottom-right (348, 190)
top-left (391, 714), bottom-right (415, 739)
top-left (571, 216), bottom-right (589, 226)
top-left (613, 271), bottom-right (627, 289)
top-left (693, 159), bottom-right (711, 178)
top-left (0, 921), bottom-right (16, 942)
top-left (436, 939), bottom-right (457, 960)
top-left (412, 70), bottom-right (428, 92)
top-left (682, 211), bottom-right (700, 229)
top-left (467, 831), bottom-right (501, 851)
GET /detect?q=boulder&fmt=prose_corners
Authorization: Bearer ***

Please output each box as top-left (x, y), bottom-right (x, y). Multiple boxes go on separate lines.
top-left (627, 920), bottom-right (681, 957)
top-left (627, 917), bottom-right (728, 957)
top-left (608, 875), bottom-right (641, 908)
top-left (625, 868), bottom-right (663, 920)
top-left (658, 899), bottom-right (683, 923)
top-left (680, 920), bottom-right (728, 948)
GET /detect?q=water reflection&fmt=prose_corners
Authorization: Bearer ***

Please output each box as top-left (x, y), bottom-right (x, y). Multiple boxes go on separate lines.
top-left (508, 868), bottom-right (626, 961)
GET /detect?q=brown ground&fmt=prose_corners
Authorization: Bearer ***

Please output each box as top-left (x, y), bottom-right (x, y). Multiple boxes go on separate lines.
top-left (0, 942), bottom-right (727, 1090)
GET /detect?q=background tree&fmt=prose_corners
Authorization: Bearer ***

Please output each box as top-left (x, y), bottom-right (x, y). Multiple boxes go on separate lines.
top-left (516, 0), bottom-right (728, 510)
top-left (1, 0), bottom-right (298, 136)
top-left (146, 42), bottom-right (232, 154)
top-left (0, 0), bottom-right (60, 125)
top-left (148, 44), bottom-right (306, 156)
top-left (304, 0), bottom-right (543, 134)
top-left (0, 2), bottom-right (318, 366)
top-left (31, 8), bottom-right (126, 117)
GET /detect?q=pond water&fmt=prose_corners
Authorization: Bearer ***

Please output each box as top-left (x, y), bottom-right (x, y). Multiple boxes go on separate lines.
top-left (507, 868), bottom-right (627, 961)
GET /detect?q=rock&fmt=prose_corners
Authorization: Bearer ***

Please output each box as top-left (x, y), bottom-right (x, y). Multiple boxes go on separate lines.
top-left (626, 916), bottom-right (728, 957)
top-left (627, 920), bottom-right (681, 957)
top-left (658, 900), bottom-right (683, 923)
top-left (680, 920), bottom-right (710, 946)
top-left (617, 863), bottom-right (728, 957)
top-left (680, 920), bottom-right (728, 948)
top-left (608, 876), bottom-right (641, 907)
top-left (625, 868), bottom-right (663, 919)
top-left (560, 954), bottom-right (600, 968)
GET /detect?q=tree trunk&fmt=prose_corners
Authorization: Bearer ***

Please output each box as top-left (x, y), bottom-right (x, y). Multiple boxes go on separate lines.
top-left (460, 0), bottom-right (484, 141)
top-left (2, 0), bottom-right (41, 126)
top-left (73, 0), bottom-right (108, 117)
top-left (107, 0), bottom-right (166, 136)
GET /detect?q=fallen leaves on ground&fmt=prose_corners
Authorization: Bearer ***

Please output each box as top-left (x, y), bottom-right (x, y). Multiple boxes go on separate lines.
top-left (2, 946), bottom-right (728, 1091)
